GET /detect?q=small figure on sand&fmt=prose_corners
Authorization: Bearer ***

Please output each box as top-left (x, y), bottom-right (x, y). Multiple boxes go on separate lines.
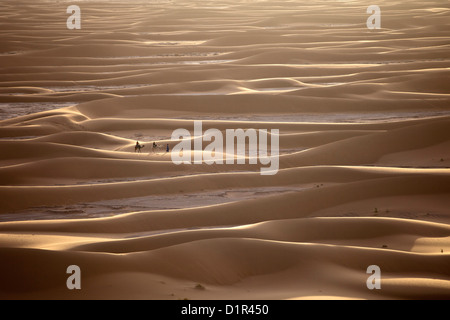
top-left (135, 141), bottom-right (145, 153)
top-left (153, 142), bottom-right (157, 148)
top-left (166, 144), bottom-right (170, 152)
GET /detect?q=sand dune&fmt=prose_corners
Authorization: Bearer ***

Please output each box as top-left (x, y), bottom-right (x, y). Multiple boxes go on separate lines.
top-left (0, 0), bottom-right (449, 300)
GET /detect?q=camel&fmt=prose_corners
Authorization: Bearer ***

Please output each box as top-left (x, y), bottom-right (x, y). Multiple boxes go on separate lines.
top-left (135, 141), bottom-right (145, 153)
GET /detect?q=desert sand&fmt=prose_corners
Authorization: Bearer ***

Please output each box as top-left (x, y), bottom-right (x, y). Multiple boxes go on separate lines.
top-left (0, 0), bottom-right (449, 300)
